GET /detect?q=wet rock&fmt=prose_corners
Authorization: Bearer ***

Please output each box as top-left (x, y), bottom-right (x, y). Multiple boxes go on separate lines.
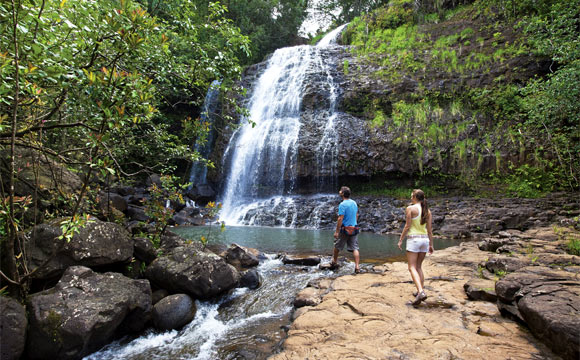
top-left (463, 279), bottom-right (497, 302)
top-left (0, 296), bottom-right (27, 360)
top-left (26, 266), bottom-right (151, 360)
top-left (495, 266), bottom-right (580, 360)
top-left (222, 243), bottom-right (260, 268)
top-left (240, 269), bottom-right (262, 289)
top-left (281, 255), bottom-right (321, 266)
top-left (26, 218), bottom-right (134, 280)
top-left (152, 294), bottom-right (196, 331)
top-left (294, 287), bottom-right (323, 308)
top-left (145, 244), bottom-right (240, 299)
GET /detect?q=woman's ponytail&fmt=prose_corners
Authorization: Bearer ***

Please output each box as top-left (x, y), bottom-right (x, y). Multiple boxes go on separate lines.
top-left (420, 199), bottom-right (428, 225)
top-left (413, 189), bottom-right (429, 225)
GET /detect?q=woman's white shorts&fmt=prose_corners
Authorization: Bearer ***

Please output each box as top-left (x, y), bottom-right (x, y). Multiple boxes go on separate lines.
top-left (406, 235), bottom-right (429, 253)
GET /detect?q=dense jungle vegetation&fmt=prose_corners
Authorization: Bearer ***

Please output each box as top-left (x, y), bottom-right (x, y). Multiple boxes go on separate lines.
top-left (1, 0), bottom-right (578, 295)
top-left (342, 0), bottom-right (579, 196)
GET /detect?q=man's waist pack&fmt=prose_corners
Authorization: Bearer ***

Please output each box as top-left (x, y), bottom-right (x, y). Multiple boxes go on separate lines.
top-left (341, 225), bottom-right (360, 236)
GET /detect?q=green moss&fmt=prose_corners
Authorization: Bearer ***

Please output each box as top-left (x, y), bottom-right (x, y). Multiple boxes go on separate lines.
top-left (44, 310), bottom-right (63, 344)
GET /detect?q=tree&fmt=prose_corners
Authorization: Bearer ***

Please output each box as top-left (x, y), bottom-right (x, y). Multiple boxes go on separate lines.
top-left (0, 0), bottom-right (250, 297)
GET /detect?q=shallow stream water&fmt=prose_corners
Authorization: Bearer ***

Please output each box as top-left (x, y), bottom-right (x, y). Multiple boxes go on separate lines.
top-left (85, 226), bottom-right (459, 360)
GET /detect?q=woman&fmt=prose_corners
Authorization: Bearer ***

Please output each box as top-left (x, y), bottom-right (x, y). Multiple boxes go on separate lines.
top-left (397, 189), bottom-right (434, 305)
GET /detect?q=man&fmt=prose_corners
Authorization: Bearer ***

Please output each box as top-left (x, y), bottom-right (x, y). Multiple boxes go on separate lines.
top-left (331, 186), bottom-right (360, 274)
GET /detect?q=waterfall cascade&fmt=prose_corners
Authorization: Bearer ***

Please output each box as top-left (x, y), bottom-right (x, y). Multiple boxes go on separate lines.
top-left (219, 25), bottom-right (347, 225)
top-left (188, 80), bottom-right (221, 187)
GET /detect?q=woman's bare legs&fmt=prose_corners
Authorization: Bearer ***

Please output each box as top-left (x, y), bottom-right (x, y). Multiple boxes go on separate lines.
top-left (407, 251), bottom-right (426, 293)
top-left (416, 251), bottom-right (426, 289)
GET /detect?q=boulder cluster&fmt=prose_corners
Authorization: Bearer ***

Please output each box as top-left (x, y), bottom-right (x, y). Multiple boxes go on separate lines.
top-left (0, 215), bottom-right (265, 360)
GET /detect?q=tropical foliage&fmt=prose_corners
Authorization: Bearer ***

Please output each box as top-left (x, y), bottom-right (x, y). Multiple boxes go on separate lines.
top-left (343, 0), bottom-right (579, 194)
top-left (0, 0), bottom-right (249, 294)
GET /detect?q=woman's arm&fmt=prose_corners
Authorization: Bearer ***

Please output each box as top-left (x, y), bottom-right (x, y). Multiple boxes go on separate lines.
top-left (398, 207), bottom-right (412, 250)
top-left (426, 210), bottom-right (434, 254)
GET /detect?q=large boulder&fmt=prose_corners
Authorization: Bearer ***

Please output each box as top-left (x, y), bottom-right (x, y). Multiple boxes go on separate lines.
top-left (145, 244), bottom-right (240, 299)
top-left (221, 243), bottom-right (260, 269)
top-left (495, 266), bottom-right (580, 360)
top-left (26, 218), bottom-right (134, 280)
top-left (0, 296), bottom-right (27, 360)
top-left (152, 294), bottom-right (196, 331)
top-left (133, 237), bottom-right (158, 264)
top-left (26, 266), bottom-right (151, 360)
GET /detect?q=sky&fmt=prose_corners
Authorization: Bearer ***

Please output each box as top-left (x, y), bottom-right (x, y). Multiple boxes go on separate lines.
top-left (299, 0), bottom-right (341, 37)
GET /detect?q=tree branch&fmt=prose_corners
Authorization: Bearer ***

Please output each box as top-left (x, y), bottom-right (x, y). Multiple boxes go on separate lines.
top-left (0, 121), bottom-right (99, 139)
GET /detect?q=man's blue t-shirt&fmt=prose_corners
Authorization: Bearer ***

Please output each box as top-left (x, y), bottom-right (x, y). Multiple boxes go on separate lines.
top-left (338, 199), bottom-right (358, 226)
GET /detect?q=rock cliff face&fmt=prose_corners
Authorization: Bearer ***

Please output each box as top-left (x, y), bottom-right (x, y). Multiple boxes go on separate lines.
top-left (210, 16), bottom-right (549, 190)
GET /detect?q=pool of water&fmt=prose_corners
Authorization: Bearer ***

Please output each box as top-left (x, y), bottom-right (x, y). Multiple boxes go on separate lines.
top-left (172, 225), bottom-right (458, 263)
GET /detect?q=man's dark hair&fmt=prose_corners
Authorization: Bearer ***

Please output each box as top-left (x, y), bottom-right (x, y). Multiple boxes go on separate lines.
top-left (340, 186), bottom-right (351, 198)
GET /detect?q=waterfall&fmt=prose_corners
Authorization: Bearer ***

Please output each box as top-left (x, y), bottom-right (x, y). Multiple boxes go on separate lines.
top-left (220, 25), bottom-right (347, 225)
top-left (189, 80), bottom-right (221, 187)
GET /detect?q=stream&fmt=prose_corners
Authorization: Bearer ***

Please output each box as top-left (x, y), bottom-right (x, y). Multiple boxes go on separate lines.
top-left (85, 226), bottom-right (459, 360)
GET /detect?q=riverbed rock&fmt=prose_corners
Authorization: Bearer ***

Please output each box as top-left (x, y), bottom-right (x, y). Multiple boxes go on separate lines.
top-left (26, 218), bottom-right (134, 280)
top-left (26, 266), bottom-right (151, 360)
top-left (281, 255), bottom-right (321, 266)
top-left (271, 239), bottom-right (562, 359)
top-left (152, 294), bottom-right (196, 331)
top-left (294, 287), bottom-right (323, 308)
top-left (478, 237), bottom-right (513, 252)
top-left (222, 243), bottom-right (260, 268)
top-left (0, 296), bottom-right (27, 360)
top-left (463, 278), bottom-right (497, 302)
top-left (145, 244), bottom-right (240, 299)
top-left (495, 266), bottom-right (580, 360)
top-left (239, 269), bottom-right (262, 289)
top-left (484, 255), bottom-right (527, 274)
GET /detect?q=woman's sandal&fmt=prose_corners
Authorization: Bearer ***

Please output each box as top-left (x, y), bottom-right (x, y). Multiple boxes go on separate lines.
top-left (411, 290), bottom-right (427, 305)
top-left (328, 262), bottom-right (339, 270)
top-left (354, 267), bottom-right (361, 274)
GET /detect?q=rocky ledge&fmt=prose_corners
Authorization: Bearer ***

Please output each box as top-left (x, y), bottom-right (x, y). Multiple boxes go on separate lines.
top-left (272, 226), bottom-right (579, 360)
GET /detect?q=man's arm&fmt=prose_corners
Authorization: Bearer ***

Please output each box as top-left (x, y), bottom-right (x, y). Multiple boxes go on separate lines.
top-left (334, 215), bottom-right (344, 239)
